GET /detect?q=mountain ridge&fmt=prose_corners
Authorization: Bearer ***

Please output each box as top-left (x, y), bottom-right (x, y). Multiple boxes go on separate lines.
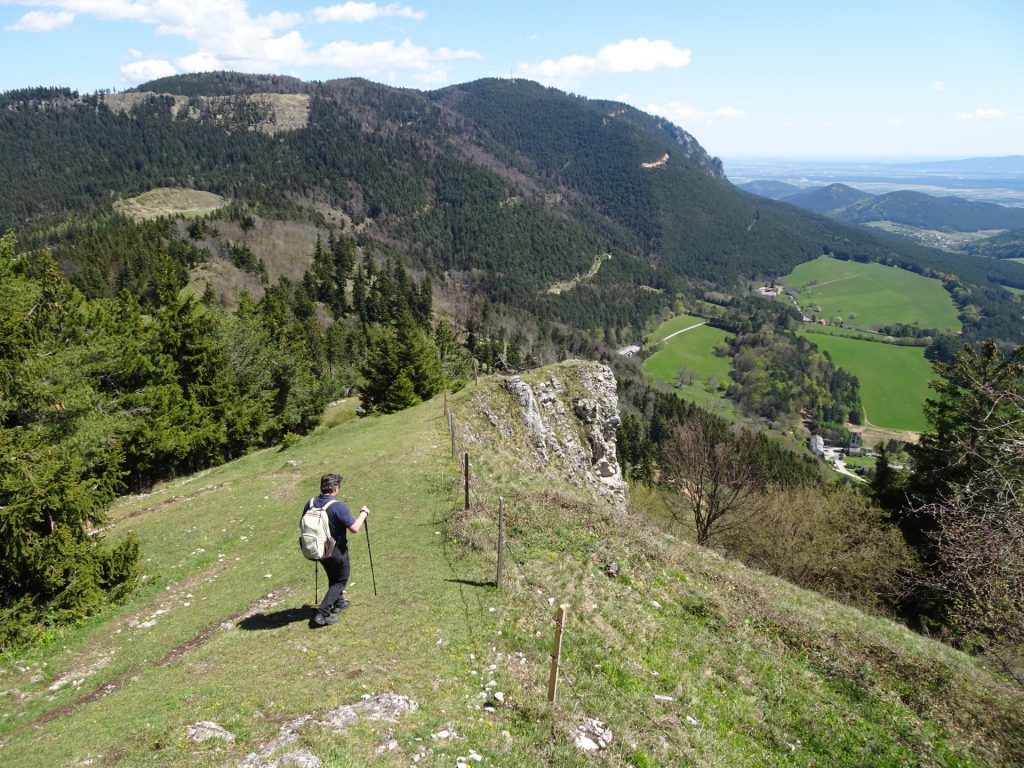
top-left (2, 71), bottom-right (1023, 342)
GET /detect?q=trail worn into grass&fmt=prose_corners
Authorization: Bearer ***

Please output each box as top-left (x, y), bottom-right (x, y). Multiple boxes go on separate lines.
top-left (2, 368), bottom-right (1022, 768)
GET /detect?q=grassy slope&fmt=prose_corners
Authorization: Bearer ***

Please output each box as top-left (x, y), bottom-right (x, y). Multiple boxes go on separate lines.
top-left (799, 332), bottom-right (933, 433)
top-left (642, 314), bottom-right (736, 417)
top-left (113, 188), bottom-right (228, 221)
top-left (783, 256), bottom-right (961, 332)
top-left (1, 369), bottom-right (1022, 767)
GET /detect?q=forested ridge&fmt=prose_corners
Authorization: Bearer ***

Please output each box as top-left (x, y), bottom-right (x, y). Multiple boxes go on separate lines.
top-left (3, 73), bottom-right (1021, 340)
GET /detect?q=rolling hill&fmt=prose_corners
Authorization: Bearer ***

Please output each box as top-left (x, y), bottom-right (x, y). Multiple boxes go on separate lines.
top-left (780, 183), bottom-right (872, 214)
top-left (734, 179), bottom-right (803, 199)
top-left (837, 190), bottom-right (1024, 232)
top-left (779, 185), bottom-right (1024, 233)
top-left (1, 362), bottom-right (1021, 767)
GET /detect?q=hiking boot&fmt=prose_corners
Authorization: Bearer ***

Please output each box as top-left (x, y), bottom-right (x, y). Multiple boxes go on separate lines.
top-left (311, 612), bottom-right (339, 627)
top-left (330, 599), bottom-right (351, 614)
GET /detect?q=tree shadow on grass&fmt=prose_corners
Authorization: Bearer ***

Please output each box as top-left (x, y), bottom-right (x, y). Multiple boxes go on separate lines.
top-left (238, 606), bottom-right (313, 631)
top-left (445, 578), bottom-right (495, 589)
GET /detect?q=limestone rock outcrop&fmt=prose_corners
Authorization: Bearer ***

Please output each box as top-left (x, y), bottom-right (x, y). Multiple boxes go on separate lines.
top-left (490, 361), bottom-right (626, 510)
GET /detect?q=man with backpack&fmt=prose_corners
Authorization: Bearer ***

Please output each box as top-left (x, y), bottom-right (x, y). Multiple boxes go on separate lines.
top-left (300, 473), bottom-right (369, 627)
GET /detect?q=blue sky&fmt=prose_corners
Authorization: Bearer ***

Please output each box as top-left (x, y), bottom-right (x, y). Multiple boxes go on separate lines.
top-left (1, 0), bottom-right (1020, 158)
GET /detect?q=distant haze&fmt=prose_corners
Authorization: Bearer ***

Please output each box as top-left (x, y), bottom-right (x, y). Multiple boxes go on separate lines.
top-left (725, 156), bottom-right (1024, 207)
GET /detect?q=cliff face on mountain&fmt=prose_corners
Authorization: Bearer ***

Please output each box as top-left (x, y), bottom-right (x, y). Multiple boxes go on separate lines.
top-left (469, 360), bottom-right (627, 511)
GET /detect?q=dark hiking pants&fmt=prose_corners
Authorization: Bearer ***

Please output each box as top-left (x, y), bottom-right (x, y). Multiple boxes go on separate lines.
top-left (317, 547), bottom-right (350, 618)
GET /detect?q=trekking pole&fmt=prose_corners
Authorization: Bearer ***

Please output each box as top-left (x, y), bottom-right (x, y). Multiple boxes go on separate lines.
top-left (314, 561), bottom-right (318, 605)
top-left (365, 517), bottom-right (378, 596)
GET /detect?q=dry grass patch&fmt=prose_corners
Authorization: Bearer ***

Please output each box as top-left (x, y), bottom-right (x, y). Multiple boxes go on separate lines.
top-left (114, 188), bottom-right (228, 221)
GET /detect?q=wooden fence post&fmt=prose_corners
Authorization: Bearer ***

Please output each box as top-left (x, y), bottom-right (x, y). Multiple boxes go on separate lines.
top-left (464, 452), bottom-right (470, 510)
top-left (547, 604), bottom-right (569, 705)
top-left (496, 497), bottom-right (505, 589)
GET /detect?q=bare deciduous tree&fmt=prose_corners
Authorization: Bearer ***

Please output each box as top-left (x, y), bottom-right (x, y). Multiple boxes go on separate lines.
top-left (908, 343), bottom-right (1024, 685)
top-left (913, 470), bottom-right (1023, 684)
top-left (659, 412), bottom-right (762, 546)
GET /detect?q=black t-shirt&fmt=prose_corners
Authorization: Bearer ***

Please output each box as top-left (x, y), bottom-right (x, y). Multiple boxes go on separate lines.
top-left (304, 494), bottom-right (356, 551)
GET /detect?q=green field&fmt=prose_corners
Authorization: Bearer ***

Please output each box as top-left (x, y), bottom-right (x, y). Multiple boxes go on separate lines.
top-left (642, 314), bottom-right (735, 416)
top-left (800, 331), bottom-right (935, 433)
top-left (783, 256), bottom-right (961, 332)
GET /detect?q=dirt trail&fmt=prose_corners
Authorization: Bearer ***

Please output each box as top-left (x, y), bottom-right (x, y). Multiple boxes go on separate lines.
top-left (662, 322), bottom-right (706, 342)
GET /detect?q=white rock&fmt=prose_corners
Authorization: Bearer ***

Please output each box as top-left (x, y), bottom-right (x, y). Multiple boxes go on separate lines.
top-left (186, 721), bottom-right (235, 743)
top-left (654, 695), bottom-right (674, 702)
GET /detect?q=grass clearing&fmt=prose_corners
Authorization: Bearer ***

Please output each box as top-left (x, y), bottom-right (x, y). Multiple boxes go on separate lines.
top-left (642, 314), bottom-right (735, 417)
top-left (800, 331), bottom-right (934, 433)
top-left (114, 188), bottom-right (228, 221)
top-left (1, 363), bottom-right (1021, 767)
top-left (783, 256), bottom-right (961, 332)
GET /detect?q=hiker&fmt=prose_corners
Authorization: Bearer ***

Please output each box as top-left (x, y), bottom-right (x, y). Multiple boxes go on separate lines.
top-left (304, 473), bottom-right (369, 627)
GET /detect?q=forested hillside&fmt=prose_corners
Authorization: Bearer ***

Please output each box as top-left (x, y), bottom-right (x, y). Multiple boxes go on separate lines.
top-left (3, 73), bottom-right (1022, 341)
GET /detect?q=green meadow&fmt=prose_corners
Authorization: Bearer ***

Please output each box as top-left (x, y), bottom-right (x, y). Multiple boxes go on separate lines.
top-left (3, 365), bottom-right (1022, 767)
top-left (783, 256), bottom-right (961, 332)
top-left (643, 314), bottom-right (735, 416)
top-left (800, 331), bottom-right (935, 433)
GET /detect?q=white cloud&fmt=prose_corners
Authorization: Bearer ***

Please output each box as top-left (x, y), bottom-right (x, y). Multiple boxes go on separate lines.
top-left (4, 1), bottom-right (472, 83)
top-left (933, 80), bottom-right (945, 93)
top-left (520, 38), bottom-right (690, 84)
top-left (957, 107), bottom-right (1004, 120)
top-left (178, 51), bottom-right (222, 71)
top-left (886, 117), bottom-right (905, 126)
top-left (646, 100), bottom-right (745, 126)
top-left (4, 10), bottom-right (74, 32)
top-left (128, 47), bottom-right (143, 59)
top-left (120, 58), bottom-right (176, 85)
top-left (314, 37), bottom-right (478, 80)
top-left (313, 2), bottom-right (424, 24)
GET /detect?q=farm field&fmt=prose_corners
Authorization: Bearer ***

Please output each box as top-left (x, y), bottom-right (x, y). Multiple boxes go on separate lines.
top-left (643, 314), bottom-right (735, 416)
top-left (782, 256), bottom-right (961, 333)
top-left (799, 331), bottom-right (934, 433)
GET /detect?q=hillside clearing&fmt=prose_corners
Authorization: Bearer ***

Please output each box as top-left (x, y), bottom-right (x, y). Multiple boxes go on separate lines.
top-left (546, 253), bottom-right (612, 294)
top-left (0, 366), bottom-right (1020, 767)
top-left (114, 188), bottom-right (228, 221)
top-left (783, 255), bottom-right (961, 332)
top-left (643, 314), bottom-right (735, 417)
top-left (799, 331), bottom-right (933, 433)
